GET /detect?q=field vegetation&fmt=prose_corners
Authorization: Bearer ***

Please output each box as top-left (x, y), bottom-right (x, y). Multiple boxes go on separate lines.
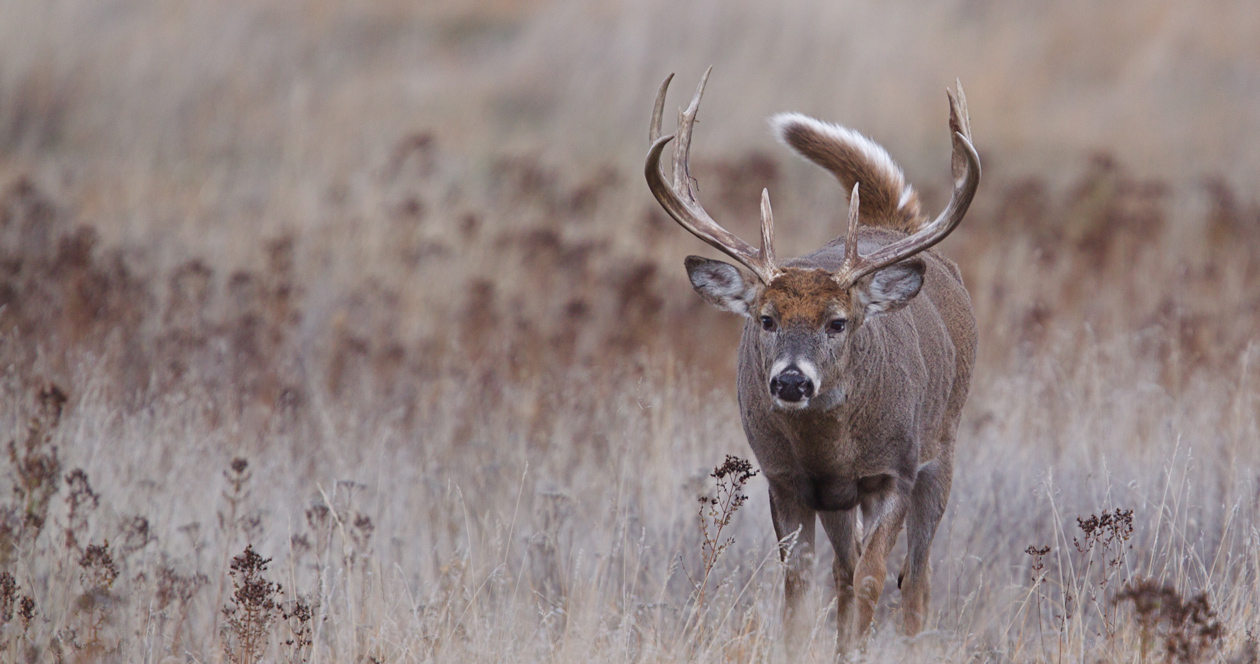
top-left (2, 1), bottom-right (1260, 661)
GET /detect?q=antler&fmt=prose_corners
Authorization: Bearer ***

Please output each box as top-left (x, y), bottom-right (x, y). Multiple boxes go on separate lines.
top-left (646, 68), bottom-right (781, 284)
top-left (834, 81), bottom-right (981, 288)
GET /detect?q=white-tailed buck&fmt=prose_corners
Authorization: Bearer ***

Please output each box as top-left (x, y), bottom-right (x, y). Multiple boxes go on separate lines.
top-left (646, 69), bottom-right (979, 651)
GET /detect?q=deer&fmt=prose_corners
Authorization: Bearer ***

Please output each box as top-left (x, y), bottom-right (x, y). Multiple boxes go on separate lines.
top-left (645, 68), bottom-right (980, 652)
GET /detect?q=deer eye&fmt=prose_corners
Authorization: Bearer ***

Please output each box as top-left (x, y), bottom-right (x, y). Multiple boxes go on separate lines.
top-left (760, 316), bottom-right (776, 332)
top-left (827, 318), bottom-right (847, 333)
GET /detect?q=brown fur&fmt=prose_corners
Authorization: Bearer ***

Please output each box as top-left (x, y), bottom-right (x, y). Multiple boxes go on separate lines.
top-left (760, 269), bottom-right (852, 327)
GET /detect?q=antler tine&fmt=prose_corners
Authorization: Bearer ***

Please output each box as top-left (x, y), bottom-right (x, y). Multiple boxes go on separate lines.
top-left (760, 188), bottom-right (776, 269)
top-left (645, 69), bottom-right (781, 284)
top-left (672, 66), bottom-right (711, 196)
top-left (835, 84), bottom-right (980, 287)
top-left (843, 182), bottom-right (861, 269)
top-left (649, 73), bottom-right (673, 144)
top-left (948, 80), bottom-right (972, 181)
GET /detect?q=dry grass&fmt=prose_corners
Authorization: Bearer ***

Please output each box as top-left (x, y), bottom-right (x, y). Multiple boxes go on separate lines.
top-left (2, 1), bottom-right (1260, 662)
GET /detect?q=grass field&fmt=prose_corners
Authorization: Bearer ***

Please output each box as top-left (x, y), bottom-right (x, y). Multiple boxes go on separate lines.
top-left (2, 1), bottom-right (1260, 661)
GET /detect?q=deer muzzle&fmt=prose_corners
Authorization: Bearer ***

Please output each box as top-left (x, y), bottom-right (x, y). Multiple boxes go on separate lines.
top-left (769, 363), bottom-right (816, 408)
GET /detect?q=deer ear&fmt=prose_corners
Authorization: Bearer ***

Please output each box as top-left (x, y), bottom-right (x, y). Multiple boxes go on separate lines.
top-left (685, 256), bottom-right (757, 317)
top-left (856, 258), bottom-right (925, 317)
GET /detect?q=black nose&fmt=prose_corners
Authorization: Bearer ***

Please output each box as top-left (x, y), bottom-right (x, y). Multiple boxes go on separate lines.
top-left (770, 370), bottom-right (814, 402)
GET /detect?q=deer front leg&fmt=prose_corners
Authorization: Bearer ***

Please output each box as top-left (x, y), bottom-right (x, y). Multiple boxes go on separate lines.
top-left (819, 509), bottom-right (859, 653)
top-left (768, 485), bottom-right (816, 653)
top-left (854, 494), bottom-right (908, 639)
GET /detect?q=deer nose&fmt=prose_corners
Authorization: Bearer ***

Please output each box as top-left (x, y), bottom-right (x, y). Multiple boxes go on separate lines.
top-left (770, 369), bottom-right (814, 402)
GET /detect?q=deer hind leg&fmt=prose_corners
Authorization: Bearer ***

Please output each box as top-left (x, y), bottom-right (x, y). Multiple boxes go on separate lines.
top-left (819, 509), bottom-right (858, 652)
top-left (854, 495), bottom-right (908, 639)
top-left (768, 486), bottom-right (816, 653)
top-left (898, 456), bottom-right (953, 635)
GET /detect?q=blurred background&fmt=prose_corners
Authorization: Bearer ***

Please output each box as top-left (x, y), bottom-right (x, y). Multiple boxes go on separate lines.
top-left (1, 1), bottom-right (1259, 661)
top-left (3, 0), bottom-right (1258, 394)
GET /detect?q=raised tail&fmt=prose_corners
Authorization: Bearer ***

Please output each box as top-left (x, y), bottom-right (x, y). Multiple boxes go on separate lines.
top-left (770, 113), bottom-right (924, 233)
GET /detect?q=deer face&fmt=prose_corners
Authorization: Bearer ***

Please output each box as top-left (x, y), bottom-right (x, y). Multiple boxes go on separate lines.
top-left (686, 256), bottom-right (926, 410)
